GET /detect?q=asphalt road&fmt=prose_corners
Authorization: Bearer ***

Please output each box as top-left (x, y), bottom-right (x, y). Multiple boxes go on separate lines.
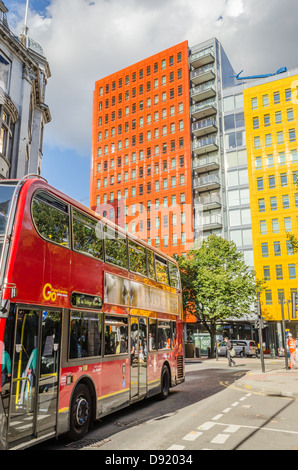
top-left (32, 357), bottom-right (298, 451)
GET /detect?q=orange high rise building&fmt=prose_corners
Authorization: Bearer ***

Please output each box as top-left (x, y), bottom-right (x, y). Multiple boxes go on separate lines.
top-left (90, 39), bottom-right (235, 257)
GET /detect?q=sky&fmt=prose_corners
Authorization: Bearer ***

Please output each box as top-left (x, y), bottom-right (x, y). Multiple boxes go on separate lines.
top-left (3, 0), bottom-right (298, 206)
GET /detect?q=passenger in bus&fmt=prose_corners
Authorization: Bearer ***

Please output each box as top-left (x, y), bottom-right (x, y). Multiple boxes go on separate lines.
top-left (1, 346), bottom-right (11, 388)
top-left (149, 332), bottom-right (155, 350)
top-left (120, 336), bottom-right (127, 353)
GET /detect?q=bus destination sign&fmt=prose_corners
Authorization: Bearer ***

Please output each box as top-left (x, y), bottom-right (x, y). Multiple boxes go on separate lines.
top-left (71, 292), bottom-right (103, 310)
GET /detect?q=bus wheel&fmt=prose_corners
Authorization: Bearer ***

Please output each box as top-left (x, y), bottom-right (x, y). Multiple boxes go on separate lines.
top-left (67, 384), bottom-right (92, 441)
top-left (160, 365), bottom-right (170, 400)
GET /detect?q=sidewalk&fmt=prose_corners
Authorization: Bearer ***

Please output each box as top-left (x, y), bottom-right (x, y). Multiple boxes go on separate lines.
top-left (236, 365), bottom-right (298, 398)
top-left (185, 356), bottom-right (298, 398)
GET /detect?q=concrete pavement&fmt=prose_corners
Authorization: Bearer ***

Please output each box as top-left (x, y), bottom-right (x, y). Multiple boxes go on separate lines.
top-left (185, 356), bottom-right (298, 398)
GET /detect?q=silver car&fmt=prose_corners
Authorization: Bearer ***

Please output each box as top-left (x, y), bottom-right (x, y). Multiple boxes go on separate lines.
top-left (217, 339), bottom-right (257, 357)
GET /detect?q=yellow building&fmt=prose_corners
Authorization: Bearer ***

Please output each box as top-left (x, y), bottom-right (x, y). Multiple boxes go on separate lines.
top-left (244, 74), bottom-right (298, 322)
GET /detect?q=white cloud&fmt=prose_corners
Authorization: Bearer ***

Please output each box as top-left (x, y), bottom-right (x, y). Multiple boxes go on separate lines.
top-left (6, 0), bottom-right (298, 158)
top-left (225, 0), bottom-right (244, 17)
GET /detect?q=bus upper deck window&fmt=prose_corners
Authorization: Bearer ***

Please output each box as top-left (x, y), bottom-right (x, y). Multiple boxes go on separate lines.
top-left (73, 209), bottom-right (103, 260)
top-left (104, 226), bottom-right (127, 269)
top-left (32, 192), bottom-right (70, 247)
top-left (155, 256), bottom-right (169, 285)
top-left (169, 262), bottom-right (180, 289)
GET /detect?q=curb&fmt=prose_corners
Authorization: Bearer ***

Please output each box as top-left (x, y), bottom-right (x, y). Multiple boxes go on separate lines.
top-left (235, 371), bottom-right (298, 398)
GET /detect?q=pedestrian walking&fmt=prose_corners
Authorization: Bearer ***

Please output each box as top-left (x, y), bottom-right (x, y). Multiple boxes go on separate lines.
top-left (287, 333), bottom-right (297, 369)
top-left (224, 336), bottom-right (236, 367)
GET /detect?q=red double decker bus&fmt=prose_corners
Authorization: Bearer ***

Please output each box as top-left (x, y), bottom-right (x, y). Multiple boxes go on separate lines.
top-left (0, 175), bottom-right (184, 450)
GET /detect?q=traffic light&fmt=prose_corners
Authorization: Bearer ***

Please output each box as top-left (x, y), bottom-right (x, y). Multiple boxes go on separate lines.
top-left (291, 292), bottom-right (298, 319)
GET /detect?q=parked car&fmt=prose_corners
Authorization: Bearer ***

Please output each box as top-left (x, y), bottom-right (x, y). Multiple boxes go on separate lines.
top-left (217, 340), bottom-right (258, 357)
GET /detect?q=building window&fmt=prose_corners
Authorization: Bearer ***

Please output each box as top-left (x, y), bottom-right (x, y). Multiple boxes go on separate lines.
top-left (268, 175), bottom-right (275, 188)
top-left (276, 265), bottom-right (283, 280)
top-left (287, 240), bottom-right (294, 255)
top-left (262, 242), bottom-right (269, 257)
top-left (289, 129), bottom-right (296, 142)
top-left (260, 220), bottom-right (267, 234)
top-left (258, 199), bottom-right (265, 212)
top-left (270, 197), bottom-right (277, 210)
top-left (264, 114), bottom-right (270, 127)
top-left (288, 264), bottom-right (296, 279)
top-left (254, 136), bottom-right (261, 149)
top-left (253, 117), bottom-right (259, 129)
top-left (257, 177), bottom-right (264, 190)
top-left (265, 134), bottom-right (272, 146)
top-left (275, 111), bottom-right (282, 124)
top-left (280, 173), bottom-right (288, 187)
top-left (262, 94), bottom-right (269, 107)
top-left (251, 97), bottom-right (258, 109)
top-left (282, 195), bottom-right (290, 209)
top-left (274, 91), bottom-right (280, 104)
top-left (272, 219), bottom-right (279, 233)
top-left (277, 131), bottom-right (284, 144)
top-left (263, 266), bottom-right (270, 280)
top-left (265, 290), bottom-right (272, 305)
top-left (284, 217), bottom-right (292, 232)
top-left (274, 241), bottom-right (281, 256)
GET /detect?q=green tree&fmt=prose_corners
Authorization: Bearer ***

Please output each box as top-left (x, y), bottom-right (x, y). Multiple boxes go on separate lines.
top-left (178, 235), bottom-right (263, 357)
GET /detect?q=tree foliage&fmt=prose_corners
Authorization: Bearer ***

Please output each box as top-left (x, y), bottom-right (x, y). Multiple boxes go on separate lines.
top-left (178, 235), bottom-right (263, 356)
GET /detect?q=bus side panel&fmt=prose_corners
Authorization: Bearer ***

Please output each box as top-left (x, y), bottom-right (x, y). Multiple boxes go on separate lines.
top-left (70, 251), bottom-right (103, 304)
top-left (99, 358), bottom-right (130, 415)
top-left (147, 352), bottom-right (162, 397)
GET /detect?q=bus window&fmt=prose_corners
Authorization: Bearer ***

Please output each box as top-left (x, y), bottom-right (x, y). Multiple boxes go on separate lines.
top-left (169, 262), bottom-right (180, 289)
top-left (129, 240), bottom-right (147, 276)
top-left (69, 311), bottom-right (102, 359)
top-left (104, 226), bottom-right (127, 269)
top-left (171, 321), bottom-right (177, 348)
top-left (0, 184), bottom-right (16, 234)
top-left (148, 319), bottom-right (157, 351)
top-left (155, 256), bottom-right (169, 285)
top-left (157, 320), bottom-right (172, 349)
top-left (73, 209), bottom-right (103, 260)
top-left (146, 249), bottom-right (155, 280)
top-left (104, 316), bottom-right (128, 355)
top-left (32, 192), bottom-right (70, 247)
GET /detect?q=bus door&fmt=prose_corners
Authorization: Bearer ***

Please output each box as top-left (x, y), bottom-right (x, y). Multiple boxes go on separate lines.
top-left (8, 308), bottom-right (61, 447)
top-left (130, 317), bottom-right (147, 401)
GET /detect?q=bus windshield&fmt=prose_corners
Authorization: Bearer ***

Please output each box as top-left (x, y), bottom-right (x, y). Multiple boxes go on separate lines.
top-left (0, 184), bottom-right (16, 235)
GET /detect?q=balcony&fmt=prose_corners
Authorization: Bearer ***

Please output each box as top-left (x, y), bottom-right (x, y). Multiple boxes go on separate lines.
top-left (190, 81), bottom-right (216, 103)
top-left (190, 47), bottom-right (215, 68)
top-left (193, 173), bottom-right (220, 192)
top-left (192, 136), bottom-right (219, 155)
top-left (194, 193), bottom-right (221, 211)
top-left (191, 99), bottom-right (217, 119)
top-left (190, 64), bottom-right (215, 85)
top-left (192, 118), bottom-right (217, 137)
top-left (202, 214), bottom-right (223, 231)
top-left (192, 153), bottom-right (219, 173)
top-left (194, 211), bottom-right (222, 231)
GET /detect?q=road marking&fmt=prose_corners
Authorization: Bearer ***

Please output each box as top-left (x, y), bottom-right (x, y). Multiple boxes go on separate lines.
top-left (215, 422), bottom-right (298, 435)
top-left (183, 431), bottom-right (202, 441)
top-left (168, 444), bottom-right (185, 450)
top-left (224, 425), bottom-right (241, 433)
top-left (223, 407), bottom-right (232, 413)
top-left (240, 396), bottom-right (248, 401)
top-left (212, 414), bottom-right (223, 420)
top-left (198, 422), bottom-right (216, 431)
top-left (231, 401), bottom-right (239, 407)
top-left (211, 433), bottom-right (230, 444)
